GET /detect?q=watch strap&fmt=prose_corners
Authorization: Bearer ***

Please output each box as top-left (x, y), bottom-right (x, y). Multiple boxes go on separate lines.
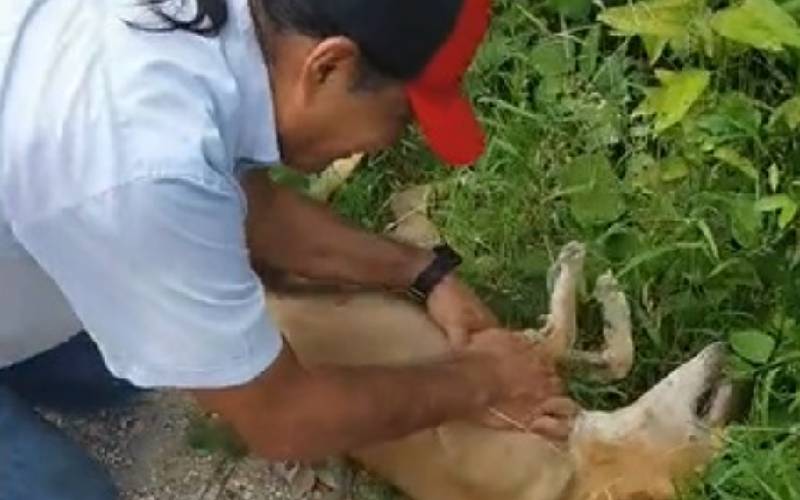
top-left (407, 244), bottom-right (463, 304)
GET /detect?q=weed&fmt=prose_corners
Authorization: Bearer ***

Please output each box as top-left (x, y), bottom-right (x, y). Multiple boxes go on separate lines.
top-left (332, 0), bottom-right (800, 497)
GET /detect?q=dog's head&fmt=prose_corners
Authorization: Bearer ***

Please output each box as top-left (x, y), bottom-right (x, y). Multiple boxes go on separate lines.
top-left (569, 343), bottom-right (736, 500)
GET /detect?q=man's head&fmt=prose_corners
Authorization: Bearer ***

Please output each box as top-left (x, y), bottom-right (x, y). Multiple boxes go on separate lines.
top-left (251, 0), bottom-right (491, 172)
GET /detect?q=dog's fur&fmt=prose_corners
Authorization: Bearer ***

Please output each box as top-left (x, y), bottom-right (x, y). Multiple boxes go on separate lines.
top-left (263, 180), bottom-right (734, 500)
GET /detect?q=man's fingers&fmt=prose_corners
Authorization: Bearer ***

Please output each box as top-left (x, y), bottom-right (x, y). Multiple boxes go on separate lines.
top-left (445, 326), bottom-right (469, 349)
top-left (536, 375), bottom-right (566, 398)
top-left (527, 416), bottom-right (573, 441)
top-left (526, 397), bottom-right (580, 440)
top-left (531, 397), bottom-right (581, 420)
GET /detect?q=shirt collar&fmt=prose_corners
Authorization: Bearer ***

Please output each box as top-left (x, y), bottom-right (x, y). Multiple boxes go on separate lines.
top-left (225, 0), bottom-right (282, 166)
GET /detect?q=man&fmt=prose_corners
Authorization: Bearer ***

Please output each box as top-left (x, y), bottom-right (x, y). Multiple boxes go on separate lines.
top-left (0, 0), bottom-right (571, 498)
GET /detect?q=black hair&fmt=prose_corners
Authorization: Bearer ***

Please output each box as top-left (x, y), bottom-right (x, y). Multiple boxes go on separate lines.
top-left (137, 0), bottom-right (228, 35)
top-left (140, 0), bottom-right (392, 90)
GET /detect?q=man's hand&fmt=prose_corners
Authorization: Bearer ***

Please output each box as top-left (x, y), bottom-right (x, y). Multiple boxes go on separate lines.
top-left (427, 274), bottom-right (499, 347)
top-left (477, 397), bottom-right (580, 441)
top-left (464, 328), bottom-right (564, 400)
top-left (461, 328), bottom-right (580, 440)
top-left (242, 173), bottom-right (496, 346)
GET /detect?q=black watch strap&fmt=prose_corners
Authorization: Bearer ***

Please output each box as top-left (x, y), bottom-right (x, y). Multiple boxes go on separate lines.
top-left (407, 244), bottom-right (463, 304)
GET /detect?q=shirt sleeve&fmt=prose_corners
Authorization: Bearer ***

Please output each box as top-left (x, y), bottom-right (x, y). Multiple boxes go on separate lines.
top-left (12, 172), bottom-right (283, 389)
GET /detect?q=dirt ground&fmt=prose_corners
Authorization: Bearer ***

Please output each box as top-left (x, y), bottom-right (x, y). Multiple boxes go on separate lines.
top-left (45, 391), bottom-right (401, 500)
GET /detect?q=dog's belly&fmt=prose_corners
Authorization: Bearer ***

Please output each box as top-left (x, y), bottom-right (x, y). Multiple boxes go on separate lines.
top-left (354, 426), bottom-right (575, 500)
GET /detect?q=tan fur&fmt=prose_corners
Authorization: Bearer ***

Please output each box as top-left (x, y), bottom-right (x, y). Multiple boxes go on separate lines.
top-left (263, 181), bottom-right (732, 500)
top-left (266, 286), bottom-right (729, 500)
top-left (266, 290), bottom-right (575, 500)
top-left (570, 437), bottom-right (716, 500)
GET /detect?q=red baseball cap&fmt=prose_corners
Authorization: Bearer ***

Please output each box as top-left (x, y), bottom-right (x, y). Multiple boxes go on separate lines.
top-left (314, 0), bottom-right (492, 167)
top-left (407, 0), bottom-right (491, 167)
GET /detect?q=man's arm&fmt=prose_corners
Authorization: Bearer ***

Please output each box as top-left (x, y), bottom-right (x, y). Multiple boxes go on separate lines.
top-left (242, 169), bottom-right (432, 290)
top-left (192, 344), bottom-right (494, 461)
top-left (191, 329), bottom-right (566, 462)
top-left (242, 170), bottom-right (499, 344)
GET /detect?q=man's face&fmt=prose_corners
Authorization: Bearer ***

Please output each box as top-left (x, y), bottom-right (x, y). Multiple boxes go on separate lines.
top-left (267, 34), bottom-right (413, 173)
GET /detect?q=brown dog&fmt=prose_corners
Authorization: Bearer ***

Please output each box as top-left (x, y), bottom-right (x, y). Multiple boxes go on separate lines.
top-left (265, 182), bottom-right (734, 500)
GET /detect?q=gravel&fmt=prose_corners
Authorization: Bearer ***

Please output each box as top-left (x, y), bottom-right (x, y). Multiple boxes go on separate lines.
top-left (42, 391), bottom-right (401, 500)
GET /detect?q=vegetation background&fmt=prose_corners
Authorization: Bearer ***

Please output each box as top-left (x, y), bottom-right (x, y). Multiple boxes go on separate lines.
top-left (309, 0), bottom-right (800, 497)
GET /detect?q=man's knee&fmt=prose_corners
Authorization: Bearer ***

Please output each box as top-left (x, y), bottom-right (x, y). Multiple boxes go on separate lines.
top-left (1, 333), bottom-right (144, 413)
top-left (0, 386), bottom-right (118, 500)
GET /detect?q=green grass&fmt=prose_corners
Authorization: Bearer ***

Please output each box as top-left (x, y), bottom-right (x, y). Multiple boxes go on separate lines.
top-left (332, 0), bottom-right (800, 497)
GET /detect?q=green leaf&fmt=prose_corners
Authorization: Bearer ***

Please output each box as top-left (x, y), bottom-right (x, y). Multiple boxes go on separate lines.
top-left (618, 242), bottom-right (705, 277)
top-left (634, 69), bottom-right (711, 133)
top-left (535, 75), bottom-right (570, 105)
top-left (602, 229), bottom-right (642, 263)
top-left (730, 329), bottom-right (776, 364)
top-left (594, 53), bottom-right (632, 102)
top-left (771, 96), bottom-right (800, 130)
top-left (660, 156), bottom-right (691, 181)
top-left (768, 164), bottom-right (781, 192)
top-left (577, 100), bottom-right (624, 149)
top-left (579, 25), bottom-right (601, 77)
top-left (755, 194), bottom-right (799, 229)
top-left (701, 92), bottom-right (762, 137)
top-left (689, 94), bottom-right (762, 153)
top-left (625, 153), bottom-right (657, 189)
top-left (597, 0), bottom-right (706, 63)
top-left (598, 0), bottom-right (700, 37)
top-left (530, 40), bottom-right (574, 77)
top-left (714, 147), bottom-right (760, 180)
top-left (730, 198), bottom-right (762, 248)
top-left (547, 0), bottom-right (593, 20)
top-left (558, 154), bottom-right (625, 226)
top-left (710, 0), bottom-right (800, 51)
top-left (696, 219), bottom-right (720, 260)
top-left (642, 35), bottom-right (669, 65)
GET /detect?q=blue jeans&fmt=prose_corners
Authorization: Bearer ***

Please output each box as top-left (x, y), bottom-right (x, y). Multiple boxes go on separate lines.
top-left (0, 333), bottom-right (143, 500)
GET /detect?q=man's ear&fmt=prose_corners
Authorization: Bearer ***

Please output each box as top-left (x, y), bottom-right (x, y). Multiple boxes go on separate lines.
top-left (299, 37), bottom-right (361, 99)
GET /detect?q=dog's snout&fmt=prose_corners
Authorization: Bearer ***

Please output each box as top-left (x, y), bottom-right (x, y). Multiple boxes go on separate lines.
top-left (700, 342), bottom-right (728, 368)
top-left (636, 342), bottom-right (730, 416)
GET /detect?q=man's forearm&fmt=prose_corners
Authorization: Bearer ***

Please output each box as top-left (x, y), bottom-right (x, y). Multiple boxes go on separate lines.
top-left (242, 170), bottom-right (432, 290)
top-left (207, 351), bottom-right (499, 462)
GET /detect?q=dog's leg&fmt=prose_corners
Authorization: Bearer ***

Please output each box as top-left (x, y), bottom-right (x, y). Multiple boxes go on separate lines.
top-left (538, 242), bottom-right (586, 357)
top-left (566, 272), bottom-right (634, 381)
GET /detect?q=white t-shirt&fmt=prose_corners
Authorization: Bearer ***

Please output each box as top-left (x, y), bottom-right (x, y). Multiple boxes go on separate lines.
top-left (0, 0), bottom-right (284, 388)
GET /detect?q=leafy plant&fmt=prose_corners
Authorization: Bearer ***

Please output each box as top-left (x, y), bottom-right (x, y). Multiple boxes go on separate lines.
top-left (331, 0), bottom-right (800, 497)
top-left (635, 69), bottom-right (711, 132)
top-left (711, 0), bottom-right (800, 51)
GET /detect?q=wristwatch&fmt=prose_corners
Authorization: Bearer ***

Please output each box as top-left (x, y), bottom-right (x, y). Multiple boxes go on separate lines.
top-left (407, 244), bottom-right (463, 304)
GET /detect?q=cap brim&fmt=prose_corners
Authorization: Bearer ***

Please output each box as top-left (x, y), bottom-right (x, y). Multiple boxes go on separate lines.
top-left (407, 86), bottom-right (486, 168)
